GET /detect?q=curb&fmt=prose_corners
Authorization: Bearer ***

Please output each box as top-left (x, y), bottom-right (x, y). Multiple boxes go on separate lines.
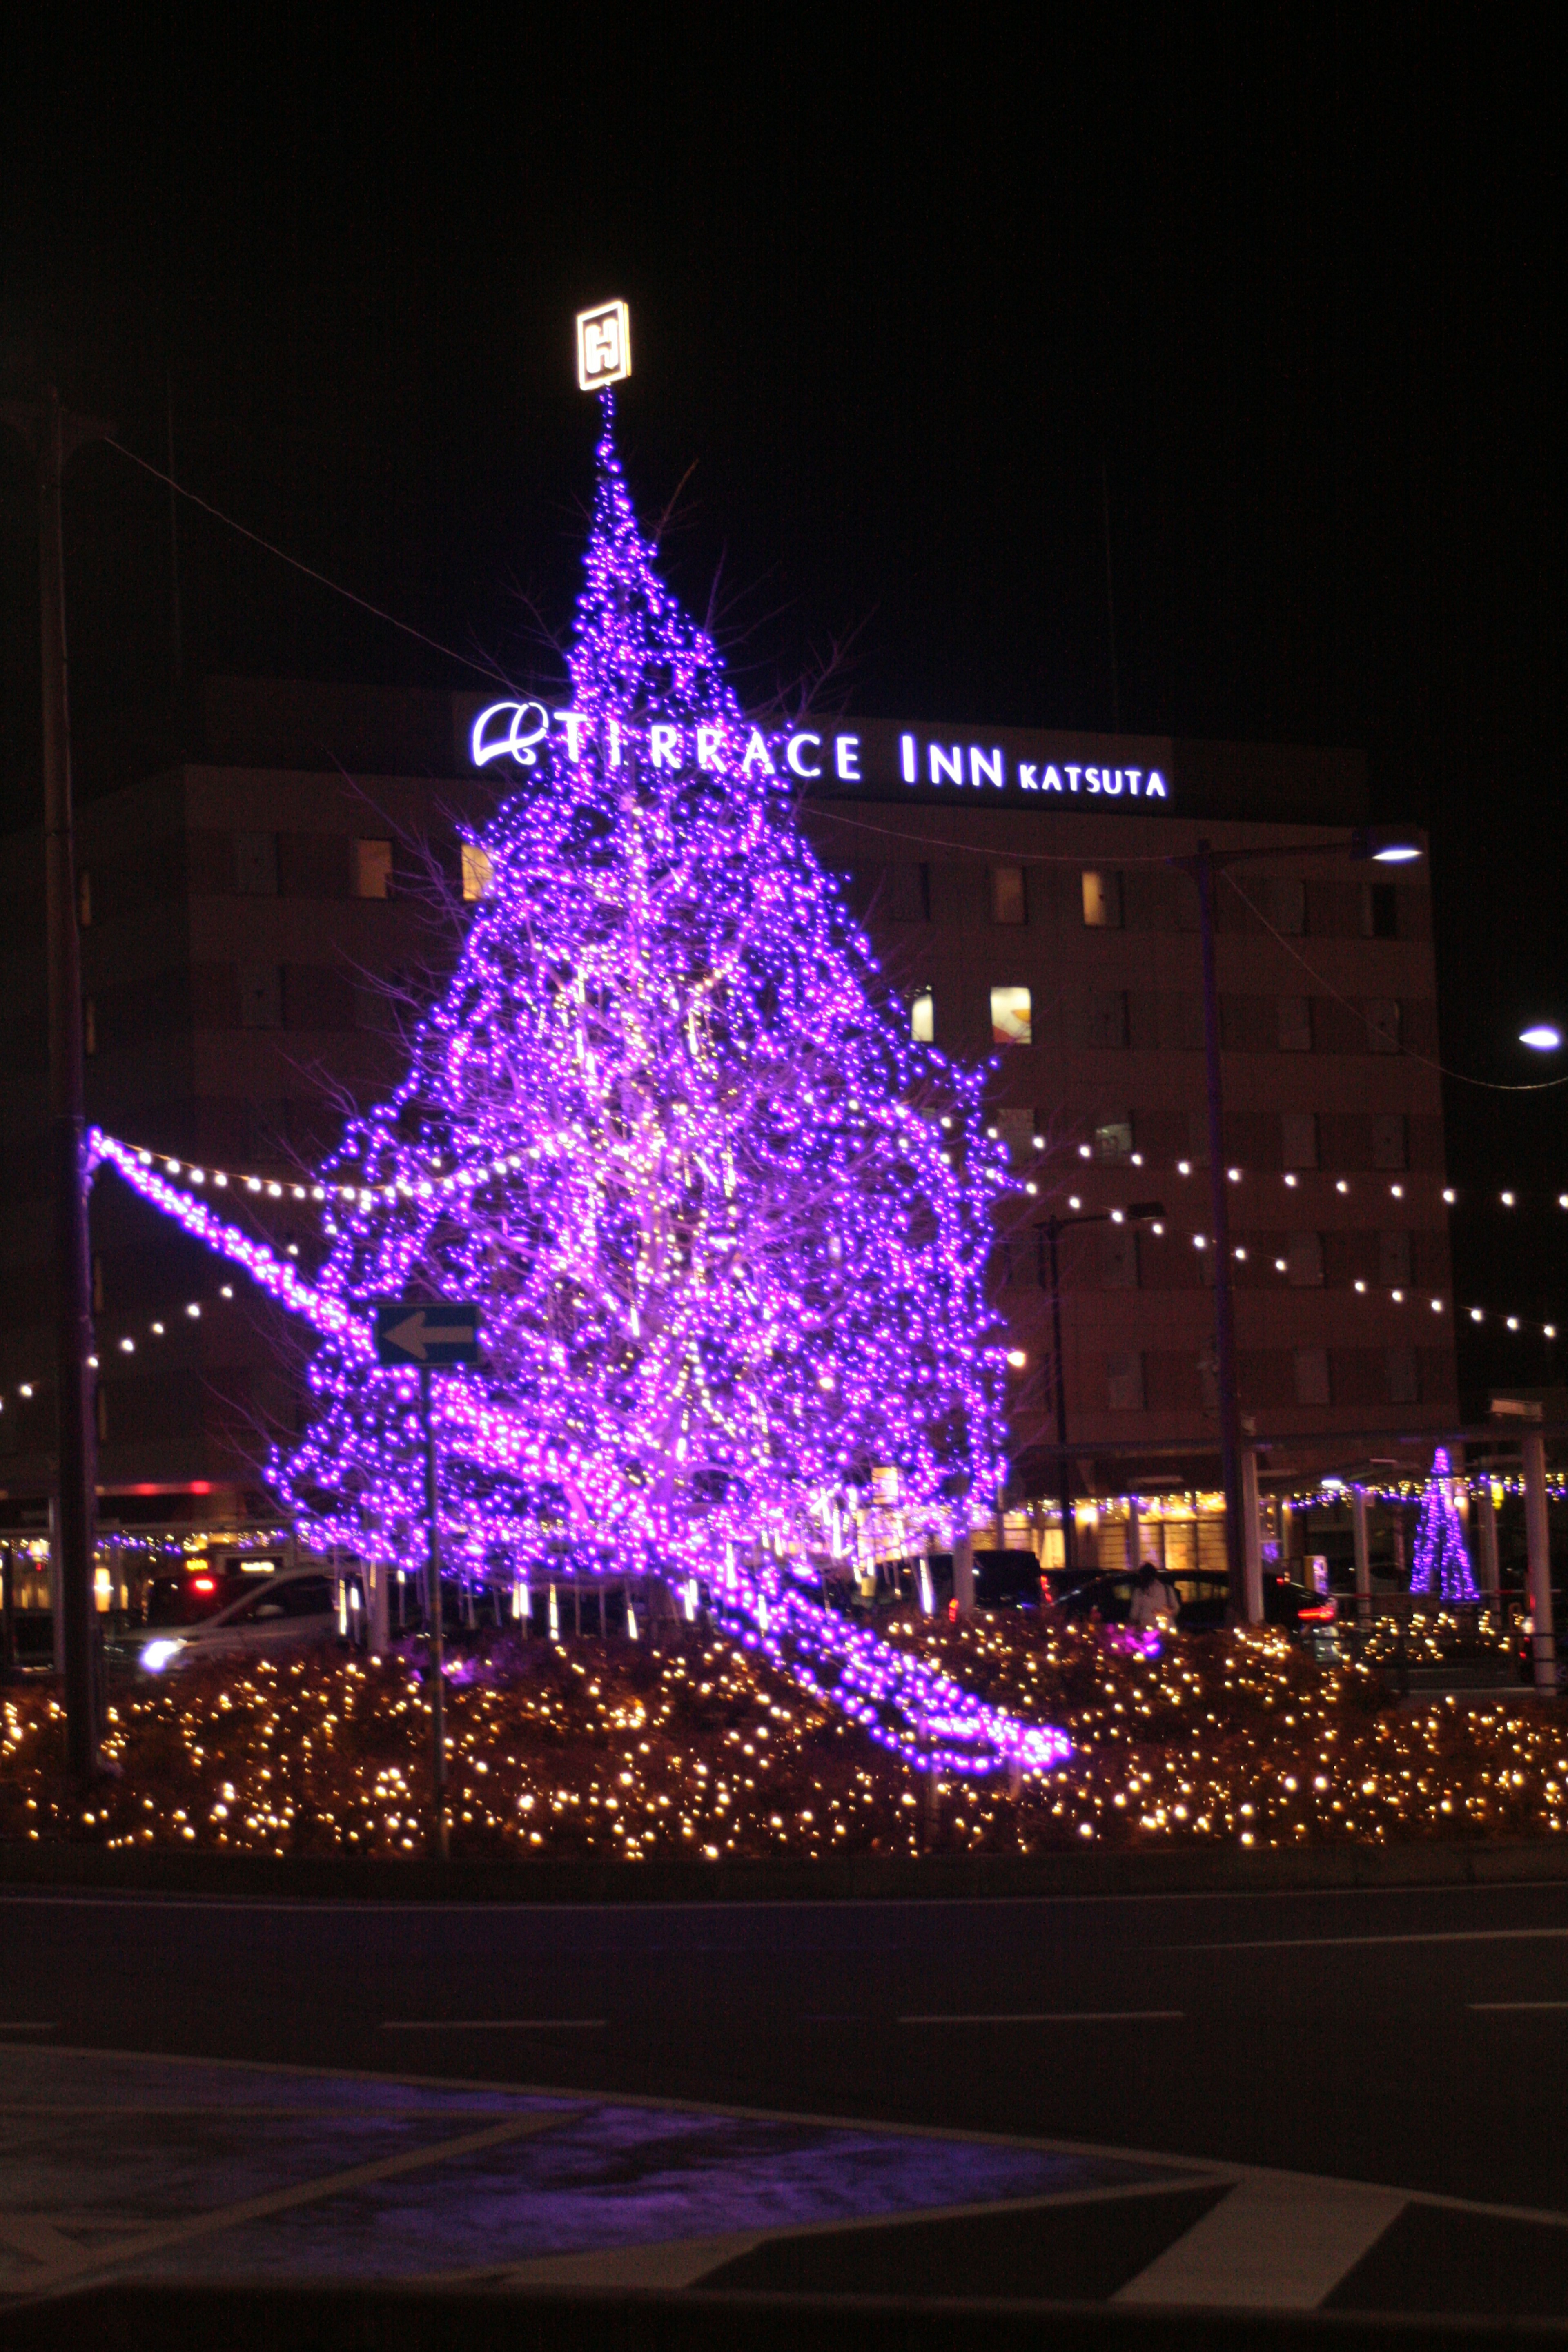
top-left (2, 1835), bottom-right (1566, 1905)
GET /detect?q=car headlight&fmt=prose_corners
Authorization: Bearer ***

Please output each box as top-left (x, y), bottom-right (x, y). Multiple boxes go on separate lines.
top-left (140, 1638), bottom-right (185, 1673)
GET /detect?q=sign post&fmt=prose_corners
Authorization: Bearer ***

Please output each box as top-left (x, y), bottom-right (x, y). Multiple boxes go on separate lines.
top-left (375, 1303), bottom-right (481, 1861)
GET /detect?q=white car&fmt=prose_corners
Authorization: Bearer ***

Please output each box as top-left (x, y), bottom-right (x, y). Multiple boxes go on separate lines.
top-left (131, 1569), bottom-right (343, 1673)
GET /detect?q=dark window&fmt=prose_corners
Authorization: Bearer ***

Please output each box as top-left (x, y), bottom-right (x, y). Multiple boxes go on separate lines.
top-left (1366, 1000), bottom-right (1401, 1054)
top-left (353, 839), bottom-right (394, 900)
top-left (1278, 998), bottom-right (1312, 1051)
top-left (1372, 1113), bottom-right (1408, 1170)
top-left (1286, 1232), bottom-right (1325, 1287)
top-left (1365, 883), bottom-right (1399, 940)
top-left (1378, 1231), bottom-right (1412, 1287)
top-left (233, 833), bottom-right (278, 896)
top-left (887, 862), bottom-right (931, 922)
top-left (1102, 1227), bottom-right (1139, 1288)
top-left (990, 864), bottom-right (1026, 925)
top-left (1268, 878), bottom-right (1306, 935)
top-left (1106, 1350), bottom-right (1144, 1410)
top-left (1087, 990), bottom-right (1128, 1047)
top-left (279, 1575), bottom-right (334, 1616)
top-left (1388, 1348), bottom-right (1419, 1404)
top-left (238, 965), bottom-right (283, 1030)
top-left (1294, 1347), bottom-right (1331, 1405)
top-left (1281, 1113), bottom-right (1319, 1169)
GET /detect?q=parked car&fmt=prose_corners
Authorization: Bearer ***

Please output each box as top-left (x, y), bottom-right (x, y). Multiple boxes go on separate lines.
top-left (108, 1568), bottom-right (346, 1675)
top-left (1043, 1566), bottom-right (1336, 1647)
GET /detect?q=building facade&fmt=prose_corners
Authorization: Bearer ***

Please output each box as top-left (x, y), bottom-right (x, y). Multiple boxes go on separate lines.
top-left (0, 681), bottom-right (1455, 1558)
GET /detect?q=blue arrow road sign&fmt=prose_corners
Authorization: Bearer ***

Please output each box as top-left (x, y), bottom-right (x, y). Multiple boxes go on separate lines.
top-left (373, 1302), bottom-right (481, 1368)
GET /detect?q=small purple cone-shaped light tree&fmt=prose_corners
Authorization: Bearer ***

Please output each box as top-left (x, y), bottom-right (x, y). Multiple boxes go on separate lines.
top-left (256, 396), bottom-right (1067, 1779)
top-left (1408, 1447), bottom-right (1480, 1603)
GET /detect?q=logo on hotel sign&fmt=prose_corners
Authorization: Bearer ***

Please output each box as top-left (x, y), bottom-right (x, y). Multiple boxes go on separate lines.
top-left (576, 300), bottom-right (631, 392)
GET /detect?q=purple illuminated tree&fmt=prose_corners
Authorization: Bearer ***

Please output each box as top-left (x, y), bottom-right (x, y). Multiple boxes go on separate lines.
top-left (172, 396), bottom-right (1062, 1776)
top-left (1409, 1447), bottom-right (1480, 1604)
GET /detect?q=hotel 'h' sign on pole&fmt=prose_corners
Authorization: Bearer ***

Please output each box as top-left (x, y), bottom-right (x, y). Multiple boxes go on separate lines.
top-left (577, 301), bottom-right (632, 392)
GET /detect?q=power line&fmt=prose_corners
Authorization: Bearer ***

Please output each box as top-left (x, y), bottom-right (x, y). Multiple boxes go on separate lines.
top-left (102, 437), bottom-right (516, 689)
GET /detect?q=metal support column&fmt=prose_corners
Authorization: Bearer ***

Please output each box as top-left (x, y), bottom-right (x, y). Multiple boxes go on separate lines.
top-left (1522, 1429), bottom-right (1557, 1695)
top-left (1352, 1484), bottom-right (1372, 1628)
top-left (1241, 1442), bottom-right (1265, 1625)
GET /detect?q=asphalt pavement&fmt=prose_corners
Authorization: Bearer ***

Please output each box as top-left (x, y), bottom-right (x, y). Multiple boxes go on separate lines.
top-left (2, 1873), bottom-right (1567, 2324)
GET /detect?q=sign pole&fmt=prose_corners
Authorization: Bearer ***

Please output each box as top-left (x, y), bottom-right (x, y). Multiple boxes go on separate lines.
top-left (421, 1365), bottom-right (448, 1862)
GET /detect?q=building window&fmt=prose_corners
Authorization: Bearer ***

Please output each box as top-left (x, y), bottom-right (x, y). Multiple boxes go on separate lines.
top-left (1268, 877), bottom-right (1306, 935)
top-left (1378, 1231), bottom-right (1412, 1287)
top-left (77, 870), bottom-right (92, 927)
top-left (990, 864), bottom-right (1026, 925)
top-left (1106, 1349), bottom-right (1145, 1411)
top-left (1286, 1232), bottom-right (1325, 1287)
top-left (1278, 998), bottom-right (1312, 1052)
top-left (1372, 1113), bottom-right (1408, 1169)
top-left (992, 1107), bottom-right (1035, 1163)
top-left (1388, 1347), bottom-right (1420, 1404)
top-left (1086, 989), bottom-right (1128, 1048)
top-left (1281, 1111), bottom-right (1319, 1169)
top-left (1082, 869), bottom-right (1122, 928)
top-left (82, 997), bottom-right (97, 1056)
top-left (991, 985), bottom-right (1032, 1045)
top-left (354, 839), bottom-right (394, 900)
top-left (238, 964), bottom-right (283, 1030)
top-left (1366, 1000), bottom-right (1401, 1054)
top-left (1094, 1114), bottom-right (1134, 1162)
top-left (234, 832), bottom-right (278, 896)
top-left (889, 862), bottom-right (931, 922)
top-left (461, 844), bottom-right (494, 902)
top-left (1294, 1346), bottom-right (1331, 1406)
top-left (910, 988), bottom-right (935, 1045)
top-left (1102, 1227), bottom-right (1139, 1289)
top-left (1363, 882), bottom-right (1399, 940)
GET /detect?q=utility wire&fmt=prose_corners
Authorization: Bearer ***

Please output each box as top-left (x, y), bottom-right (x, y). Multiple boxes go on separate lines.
top-left (102, 437), bottom-right (515, 688)
top-left (1223, 873), bottom-right (1568, 1095)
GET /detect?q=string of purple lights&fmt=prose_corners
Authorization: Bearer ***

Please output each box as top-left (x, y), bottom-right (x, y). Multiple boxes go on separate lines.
top-left (91, 398), bottom-right (1071, 1782)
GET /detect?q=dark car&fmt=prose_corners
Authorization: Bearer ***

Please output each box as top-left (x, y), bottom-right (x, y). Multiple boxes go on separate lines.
top-left (970, 1549), bottom-right (1047, 1610)
top-left (1044, 1566), bottom-right (1336, 1647)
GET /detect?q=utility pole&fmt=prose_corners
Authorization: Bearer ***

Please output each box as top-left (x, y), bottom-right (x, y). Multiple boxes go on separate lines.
top-left (1, 387), bottom-right (111, 1779)
top-left (1037, 1201), bottom-right (1165, 1585)
top-left (420, 1366), bottom-right (450, 1861)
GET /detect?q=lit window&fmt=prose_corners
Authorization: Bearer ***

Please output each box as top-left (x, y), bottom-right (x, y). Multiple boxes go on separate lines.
top-left (461, 844), bottom-right (494, 903)
top-left (910, 988), bottom-right (935, 1045)
top-left (1082, 870), bottom-right (1122, 928)
top-left (354, 839), bottom-right (394, 900)
top-left (991, 985), bottom-right (1032, 1045)
top-left (1094, 1116), bottom-right (1133, 1163)
top-left (990, 864), bottom-right (1026, 925)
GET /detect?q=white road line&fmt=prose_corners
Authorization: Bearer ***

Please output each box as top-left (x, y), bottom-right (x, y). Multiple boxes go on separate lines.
top-left (898, 2010), bottom-right (1183, 2025)
top-left (1114, 2175), bottom-right (1407, 2310)
top-left (380, 2018), bottom-right (606, 2031)
top-left (1176, 1926), bottom-right (1568, 1952)
top-left (1470, 2000), bottom-right (1568, 2012)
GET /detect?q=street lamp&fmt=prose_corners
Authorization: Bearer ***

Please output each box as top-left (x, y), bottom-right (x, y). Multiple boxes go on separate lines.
top-left (1520, 1025), bottom-right (1563, 1052)
top-left (1170, 827), bottom-right (1425, 1624)
top-left (1035, 1200), bottom-right (1165, 1574)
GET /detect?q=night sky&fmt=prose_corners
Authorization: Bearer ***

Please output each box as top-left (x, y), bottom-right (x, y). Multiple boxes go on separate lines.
top-left (1, 6), bottom-right (1561, 1410)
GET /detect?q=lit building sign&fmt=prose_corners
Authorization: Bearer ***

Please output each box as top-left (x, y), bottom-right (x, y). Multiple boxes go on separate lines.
top-left (576, 300), bottom-right (632, 392)
top-left (466, 703), bottom-right (1171, 806)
